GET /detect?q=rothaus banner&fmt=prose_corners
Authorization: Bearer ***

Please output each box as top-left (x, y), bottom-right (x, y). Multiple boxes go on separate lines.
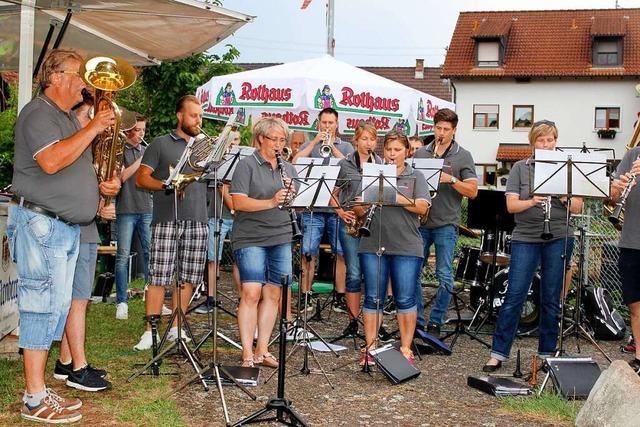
top-left (0, 201), bottom-right (18, 339)
top-left (196, 56), bottom-right (455, 134)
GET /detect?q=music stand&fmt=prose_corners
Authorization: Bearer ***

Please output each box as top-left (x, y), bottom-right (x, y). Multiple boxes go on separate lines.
top-left (531, 149), bottom-right (612, 394)
top-left (265, 165), bottom-right (341, 388)
top-left (467, 189), bottom-right (515, 335)
top-left (410, 158), bottom-right (445, 194)
top-left (353, 162), bottom-right (421, 375)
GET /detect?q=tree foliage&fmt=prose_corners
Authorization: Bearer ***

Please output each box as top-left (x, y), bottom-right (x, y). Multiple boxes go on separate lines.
top-left (0, 83), bottom-right (17, 189)
top-left (118, 46), bottom-right (241, 138)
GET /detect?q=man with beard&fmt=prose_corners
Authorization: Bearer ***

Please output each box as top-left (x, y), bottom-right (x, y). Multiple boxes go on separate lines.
top-left (133, 95), bottom-right (208, 350)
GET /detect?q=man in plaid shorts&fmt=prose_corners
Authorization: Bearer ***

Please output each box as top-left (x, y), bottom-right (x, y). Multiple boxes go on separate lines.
top-left (133, 95), bottom-right (208, 351)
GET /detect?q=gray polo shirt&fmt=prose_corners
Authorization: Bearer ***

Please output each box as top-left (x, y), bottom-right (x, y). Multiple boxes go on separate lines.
top-left (613, 147), bottom-right (640, 250)
top-left (80, 222), bottom-right (100, 244)
top-left (12, 94), bottom-right (99, 224)
top-left (298, 137), bottom-right (354, 213)
top-left (414, 140), bottom-right (477, 229)
top-left (358, 164), bottom-right (431, 258)
top-left (117, 143), bottom-right (152, 215)
top-left (140, 133), bottom-right (207, 224)
top-left (208, 185), bottom-right (233, 220)
top-left (336, 151), bottom-right (383, 206)
top-left (506, 159), bottom-right (574, 242)
top-left (230, 151), bottom-right (299, 251)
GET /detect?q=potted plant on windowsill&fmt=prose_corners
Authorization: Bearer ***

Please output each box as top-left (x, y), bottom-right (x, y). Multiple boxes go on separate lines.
top-left (597, 128), bottom-right (617, 139)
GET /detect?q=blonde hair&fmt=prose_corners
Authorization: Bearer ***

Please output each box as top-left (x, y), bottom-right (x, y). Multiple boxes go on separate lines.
top-left (528, 120), bottom-right (558, 146)
top-left (252, 117), bottom-right (290, 147)
top-left (353, 122), bottom-right (377, 142)
top-left (383, 130), bottom-right (410, 149)
top-left (40, 49), bottom-right (84, 90)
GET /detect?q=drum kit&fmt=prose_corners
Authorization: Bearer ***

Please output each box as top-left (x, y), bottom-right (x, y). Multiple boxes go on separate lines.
top-left (459, 189), bottom-right (540, 329)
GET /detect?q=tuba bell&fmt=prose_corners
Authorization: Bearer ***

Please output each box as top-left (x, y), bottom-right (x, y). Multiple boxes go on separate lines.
top-left (82, 56), bottom-right (137, 207)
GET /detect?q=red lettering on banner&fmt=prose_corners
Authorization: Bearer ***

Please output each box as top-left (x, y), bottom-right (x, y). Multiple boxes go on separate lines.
top-left (345, 116), bottom-right (391, 130)
top-left (261, 111), bottom-right (310, 126)
top-left (421, 123), bottom-right (434, 131)
top-left (425, 100), bottom-right (440, 119)
top-left (239, 82), bottom-right (292, 103)
top-left (198, 89), bottom-right (210, 104)
top-left (339, 87), bottom-right (400, 112)
top-left (206, 106), bottom-right (234, 115)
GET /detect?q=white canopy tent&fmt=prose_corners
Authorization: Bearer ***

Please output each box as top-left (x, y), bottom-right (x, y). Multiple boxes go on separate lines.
top-left (0, 0), bottom-right (254, 110)
top-left (196, 55), bottom-right (455, 136)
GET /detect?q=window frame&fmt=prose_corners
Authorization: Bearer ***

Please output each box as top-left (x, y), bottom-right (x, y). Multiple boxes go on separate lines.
top-left (592, 36), bottom-right (624, 67)
top-left (473, 104), bottom-right (500, 130)
top-left (512, 105), bottom-right (534, 129)
top-left (594, 106), bottom-right (621, 130)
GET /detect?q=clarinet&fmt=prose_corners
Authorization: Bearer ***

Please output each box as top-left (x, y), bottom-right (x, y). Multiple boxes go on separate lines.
top-left (609, 173), bottom-right (636, 228)
top-left (275, 152), bottom-right (303, 240)
top-left (541, 196), bottom-right (553, 240)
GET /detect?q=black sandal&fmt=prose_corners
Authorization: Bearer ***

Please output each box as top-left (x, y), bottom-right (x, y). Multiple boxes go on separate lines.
top-left (482, 361), bottom-right (502, 373)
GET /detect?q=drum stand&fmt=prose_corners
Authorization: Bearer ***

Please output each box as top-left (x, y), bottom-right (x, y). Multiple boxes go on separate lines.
top-left (441, 284), bottom-right (490, 349)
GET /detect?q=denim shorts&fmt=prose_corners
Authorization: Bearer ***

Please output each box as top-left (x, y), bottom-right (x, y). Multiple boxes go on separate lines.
top-left (234, 243), bottom-right (292, 287)
top-left (7, 205), bottom-right (80, 350)
top-left (207, 218), bottom-right (233, 261)
top-left (301, 212), bottom-right (343, 257)
top-left (72, 243), bottom-right (97, 300)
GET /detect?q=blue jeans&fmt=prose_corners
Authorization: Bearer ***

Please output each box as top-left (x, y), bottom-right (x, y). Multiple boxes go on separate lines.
top-left (6, 205), bottom-right (80, 350)
top-left (338, 221), bottom-right (362, 293)
top-left (491, 238), bottom-right (574, 361)
top-left (115, 213), bottom-right (151, 304)
top-left (360, 253), bottom-right (421, 314)
top-left (418, 225), bottom-right (458, 327)
top-left (208, 218), bottom-right (233, 261)
top-left (301, 212), bottom-right (343, 256)
top-left (235, 243), bottom-right (293, 287)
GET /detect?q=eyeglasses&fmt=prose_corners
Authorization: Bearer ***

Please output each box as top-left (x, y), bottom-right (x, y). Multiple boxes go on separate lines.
top-left (263, 135), bottom-right (287, 144)
top-left (533, 120), bottom-right (556, 127)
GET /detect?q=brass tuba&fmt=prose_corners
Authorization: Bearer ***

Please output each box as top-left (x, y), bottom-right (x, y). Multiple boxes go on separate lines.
top-left (82, 56), bottom-right (137, 207)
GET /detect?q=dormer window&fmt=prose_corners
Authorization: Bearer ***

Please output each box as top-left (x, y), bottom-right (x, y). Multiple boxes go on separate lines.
top-left (593, 37), bottom-right (623, 67)
top-left (477, 41), bottom-right (501, 67)
top-left (471, 18), bottom-right (511, 68)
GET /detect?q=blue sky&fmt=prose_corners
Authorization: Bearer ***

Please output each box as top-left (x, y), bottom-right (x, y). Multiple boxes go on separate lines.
top-left (211, 0), bottom-right (640, 67)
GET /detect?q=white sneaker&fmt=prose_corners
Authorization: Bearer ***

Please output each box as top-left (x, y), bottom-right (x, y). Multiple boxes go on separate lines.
top-left (167, 327), bottom-right (192, 343)
top-left (115, 303), bottom-right (128, 320)
top-left (161, 305), bottom-right (172, 316)
top-left (133, 331), bottom-right (159, 351)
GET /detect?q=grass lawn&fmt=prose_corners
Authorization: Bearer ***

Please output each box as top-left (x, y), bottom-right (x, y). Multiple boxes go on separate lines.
top-left (0, 279), bottom-right (187, 426)
top-left (501, 392), bottom-right (582, 425)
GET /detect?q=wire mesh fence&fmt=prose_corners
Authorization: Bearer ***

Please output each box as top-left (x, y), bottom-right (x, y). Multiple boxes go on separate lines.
top-left (218, 197), bottom-right (627, 316)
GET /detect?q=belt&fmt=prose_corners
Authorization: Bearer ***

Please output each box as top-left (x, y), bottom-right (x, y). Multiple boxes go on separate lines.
top-left (11, 195), bottom-right (75, 226)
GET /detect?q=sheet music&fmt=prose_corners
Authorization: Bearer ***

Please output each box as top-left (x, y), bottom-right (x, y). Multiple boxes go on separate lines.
top-left (533, 149), bottom-right (609, 198)
top-left (215, 146), bottom-right (256, 181)
top-left (361, 163), bottom-right (396, 203)
top-left (290, 165), bottom-right (340, 208)
top-left (410, 158), bottom-right (444, 193)
top-left (294, 157), bottom-right (341, 180)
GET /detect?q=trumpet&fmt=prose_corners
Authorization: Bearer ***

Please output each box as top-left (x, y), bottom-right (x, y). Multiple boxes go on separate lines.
top-left (275, 151), bottom-right (303, 240)
top-left (609, 171), bottom-right (637, 229)
top-left (319, 130), bottom-right (332, 158)
top-left (541, 196), bottom-right (553, 240)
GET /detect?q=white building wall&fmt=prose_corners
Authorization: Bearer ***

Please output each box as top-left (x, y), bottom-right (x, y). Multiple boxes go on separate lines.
top-left (452, 80), bottom-right (639, 164)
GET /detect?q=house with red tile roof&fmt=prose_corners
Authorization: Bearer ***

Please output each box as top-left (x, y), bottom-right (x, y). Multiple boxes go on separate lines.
top-left (443, 8), bottom-right (640, 186)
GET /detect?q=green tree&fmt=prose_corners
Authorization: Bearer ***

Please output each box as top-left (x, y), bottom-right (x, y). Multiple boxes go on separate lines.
top-left (119, 46), bottom-right (241, 138)
top-left (0, 83), bottom-right (17, 189)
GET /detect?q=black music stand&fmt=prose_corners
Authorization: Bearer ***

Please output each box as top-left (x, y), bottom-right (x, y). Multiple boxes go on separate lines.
top-left (233, 275), bottom-right (309, 427)
top-left (264, 166), bottom-right (341, 389)
top-left (466, 189), bottom-right (514, 334)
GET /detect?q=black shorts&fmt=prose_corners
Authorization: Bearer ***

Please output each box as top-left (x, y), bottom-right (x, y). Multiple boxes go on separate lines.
top-left (618, 247), bottom-right (640, 305)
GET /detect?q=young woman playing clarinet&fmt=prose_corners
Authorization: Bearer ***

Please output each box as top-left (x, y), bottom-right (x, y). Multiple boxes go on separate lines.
top-left (357, 131), bottom-right (430, 366)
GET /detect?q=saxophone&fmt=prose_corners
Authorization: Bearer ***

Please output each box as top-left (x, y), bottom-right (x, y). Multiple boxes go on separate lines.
top-left (84, 56), bottom-right (137, 207)
top-left (345, 150), bottom-right (375, 238)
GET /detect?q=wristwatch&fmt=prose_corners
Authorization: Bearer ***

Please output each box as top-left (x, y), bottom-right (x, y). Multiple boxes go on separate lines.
top-left (450, 176), bottom-right (458, 185)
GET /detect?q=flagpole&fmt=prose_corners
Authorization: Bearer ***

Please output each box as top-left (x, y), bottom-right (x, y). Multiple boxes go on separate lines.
top-left (326, 0), bottom-right (335, 56)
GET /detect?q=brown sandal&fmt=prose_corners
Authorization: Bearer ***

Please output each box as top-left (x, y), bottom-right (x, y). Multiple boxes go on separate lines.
top-left (241, 358), bottom-right (254, 368)
top-left (254, 352), bottom-right (279, 369)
